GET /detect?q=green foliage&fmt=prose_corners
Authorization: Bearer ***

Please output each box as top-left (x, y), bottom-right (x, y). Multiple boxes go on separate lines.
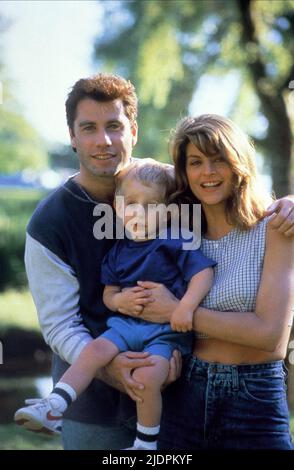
top-left (138, 22), bottom-right (183, 109)
top-left (0, 188), bottom-right (45, 290)
top-left (94, 0), bottom-right (202, 161)
top-left (0, 105), bottom-right (48, 174)
top-left (94, 0), bottom-right (294, 193)
top-left (48, 143), bottom-right (79, 171)
top-left (0, 289), bottom-right (39, 333)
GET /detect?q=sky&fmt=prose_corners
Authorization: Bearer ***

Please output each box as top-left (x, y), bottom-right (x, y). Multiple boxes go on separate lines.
top-left (0, 0), bottom-right (102, 145)
top-left (0, 0), bottom-right (242, 148)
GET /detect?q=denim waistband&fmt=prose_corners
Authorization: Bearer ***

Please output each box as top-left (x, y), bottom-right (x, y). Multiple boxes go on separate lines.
top-left (185, 355), bottom-right (286, 382)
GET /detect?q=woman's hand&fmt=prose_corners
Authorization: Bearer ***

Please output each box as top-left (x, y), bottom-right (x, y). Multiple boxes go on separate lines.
top-left (136, 281), bottom-right (179, 323)
top-left (265, 196), bottom-right (294, 236)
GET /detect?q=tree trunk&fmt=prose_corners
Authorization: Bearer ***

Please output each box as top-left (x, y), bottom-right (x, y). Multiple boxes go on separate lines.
top-left (237, 0), bottom-right (293, 197)
top-left (262, 97), bottom-right (293, 197)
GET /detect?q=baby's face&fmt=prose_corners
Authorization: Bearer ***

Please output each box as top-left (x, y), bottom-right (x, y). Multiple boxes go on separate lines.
top-left (115, 179), bottom-right (167, 240)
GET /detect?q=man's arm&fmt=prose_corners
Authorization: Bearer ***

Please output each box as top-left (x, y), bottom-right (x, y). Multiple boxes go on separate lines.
top-left (266, 196), bottom-right (294, 236)
top-left (25, 233), bottom-right (93, 364)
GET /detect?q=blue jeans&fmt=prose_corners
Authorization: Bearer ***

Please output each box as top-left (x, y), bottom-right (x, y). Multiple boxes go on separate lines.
top-left (159, 355), bottom-right (293, 450)
top-left (62, 418), bottom-right (136, 450)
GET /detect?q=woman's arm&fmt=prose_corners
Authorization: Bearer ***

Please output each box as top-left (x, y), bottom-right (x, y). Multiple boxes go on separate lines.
top-left (193, 226), bottom-right (294, 351)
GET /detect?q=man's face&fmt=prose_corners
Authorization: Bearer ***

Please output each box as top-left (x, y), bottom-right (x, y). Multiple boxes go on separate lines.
top-left (70, 98), bottom-right (137, 178)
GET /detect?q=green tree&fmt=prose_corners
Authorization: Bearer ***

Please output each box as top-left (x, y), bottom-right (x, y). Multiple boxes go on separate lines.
top-left (48, 144), bottom-right (79, 171)
top-left (94, 0), bottom-right (294, 196)
top-left (0, 107), bottom-right (48, 173)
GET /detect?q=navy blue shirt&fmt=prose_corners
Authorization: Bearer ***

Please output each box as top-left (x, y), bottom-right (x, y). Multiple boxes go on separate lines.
top-left (26, 177), bottom-right (135, 425)
top-left (101, 230), bottom-right (216, 299)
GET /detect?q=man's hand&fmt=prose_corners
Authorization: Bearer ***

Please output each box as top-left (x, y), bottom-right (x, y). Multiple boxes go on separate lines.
top-left (98, 349), bottom-right (182, 403)
top-left (99, 351), bottom-right (155, 402)
top-left (161, 350), bottom-right (182, 390)
top-left (115, 286), bottom-right (153, 316)
top-left (265, 196), bottom-right (294, 236)
top-left (136, 281), bottom-right (179, 323)
top-left (171, 306), bottom-right (194, 333)
top-left (128, 350), bottom-right (183, 402)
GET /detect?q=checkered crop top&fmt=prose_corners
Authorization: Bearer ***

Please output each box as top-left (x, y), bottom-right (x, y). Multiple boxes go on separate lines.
top-left (197, 217), bottom-right (269, 339)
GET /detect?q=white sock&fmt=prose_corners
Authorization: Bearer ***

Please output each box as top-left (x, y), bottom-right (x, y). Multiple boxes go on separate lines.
top-left (49, 381), bottom-right (77, 413)
top-left (134, 423), bottom-right (160, 450)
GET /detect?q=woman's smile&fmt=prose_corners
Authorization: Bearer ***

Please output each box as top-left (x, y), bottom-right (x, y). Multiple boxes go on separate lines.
top-left (185, 142), bottom-right (233, 207)
top-left (200, 181), bottom-right (223, 189)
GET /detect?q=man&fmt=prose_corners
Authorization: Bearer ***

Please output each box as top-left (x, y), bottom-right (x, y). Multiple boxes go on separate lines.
top-left (20, 74), bottom-right (181, 450)
top-left (21, 73), bottom-right (294, 449)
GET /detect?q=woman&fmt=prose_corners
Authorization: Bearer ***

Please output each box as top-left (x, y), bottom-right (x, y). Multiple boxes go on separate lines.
top-left (156, 114), bottom-right (294, 450)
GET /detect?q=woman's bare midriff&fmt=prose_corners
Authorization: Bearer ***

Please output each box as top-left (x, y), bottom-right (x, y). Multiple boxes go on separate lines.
top-left (193, 338), bottom-right (287, 365)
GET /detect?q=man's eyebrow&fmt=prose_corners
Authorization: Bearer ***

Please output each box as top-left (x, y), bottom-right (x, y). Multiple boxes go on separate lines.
top-left (107, 119), bottom-right (122, 124)
top-left (78, 120), bottom-right (96, 127)
top-left (78, 119), bottom-right (122, 127)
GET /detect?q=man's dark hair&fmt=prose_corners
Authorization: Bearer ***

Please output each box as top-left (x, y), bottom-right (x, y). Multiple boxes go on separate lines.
top-left (65, 73), bottom-right (138, 131)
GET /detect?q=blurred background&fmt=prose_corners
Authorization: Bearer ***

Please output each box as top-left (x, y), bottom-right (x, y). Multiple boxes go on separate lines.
top-left (0, 0), bottom-right (293, 450)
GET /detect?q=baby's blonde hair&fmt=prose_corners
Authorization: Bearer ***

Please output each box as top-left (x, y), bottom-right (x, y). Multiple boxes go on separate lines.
top-left (115, 158), bottom-right (176, 203)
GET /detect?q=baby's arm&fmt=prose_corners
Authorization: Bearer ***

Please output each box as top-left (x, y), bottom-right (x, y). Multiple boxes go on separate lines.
top-left (103, 285), bottom-right (151, 316)
top-left (171, 267), bottom-right (213, 333)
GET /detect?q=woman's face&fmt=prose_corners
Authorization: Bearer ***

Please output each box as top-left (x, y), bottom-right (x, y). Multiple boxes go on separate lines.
top-left (185, 142), bottom-right (234, 209)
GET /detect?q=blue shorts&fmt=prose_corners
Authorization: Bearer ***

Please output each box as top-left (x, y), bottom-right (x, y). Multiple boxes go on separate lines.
top-left (101, 315), bottom-right (193, 360)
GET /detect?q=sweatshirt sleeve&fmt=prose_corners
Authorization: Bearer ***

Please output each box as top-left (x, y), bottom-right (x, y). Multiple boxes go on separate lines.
top-left (25, 232), bottom-right (92, 364)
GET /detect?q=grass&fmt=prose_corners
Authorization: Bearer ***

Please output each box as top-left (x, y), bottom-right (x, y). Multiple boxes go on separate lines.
top-left (0, 187), bottom-right (46, 199)
top-left (0, 418), bottom-right (293, 450)
top-left (0, 289), bottom-right (40, 333)
top-left (0, 424), bottom-right (62, 450)
top-left (0, 374), bottom-right (61, 450)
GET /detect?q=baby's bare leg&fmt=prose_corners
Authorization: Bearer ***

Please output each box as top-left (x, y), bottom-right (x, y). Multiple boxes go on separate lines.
top-left (61, 337), bottom-right (119, 396)
top-left (14, 338), bottom-right (120, 436)
top-left (132, 355), bottom-right (170, 427)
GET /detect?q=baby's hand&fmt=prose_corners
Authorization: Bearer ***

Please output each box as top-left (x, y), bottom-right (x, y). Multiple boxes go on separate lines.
top-left (115, 287), bottom-right (150, 316)
top-left (170, 307), bottom-right (194, 333)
